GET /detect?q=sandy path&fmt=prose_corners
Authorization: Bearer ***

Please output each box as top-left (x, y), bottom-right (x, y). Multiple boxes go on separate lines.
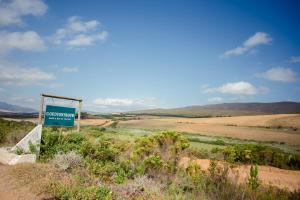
top-left (0, 164), bottom-right (41, 200)
top-left (179, 157), bottom-right (300, 191)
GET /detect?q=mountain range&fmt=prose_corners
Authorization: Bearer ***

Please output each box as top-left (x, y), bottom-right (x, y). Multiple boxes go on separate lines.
top-left (129, 102), bottom-right (300, 117)
top-left (1, 101), bottom-right (300, 117)
top-left (0, 101), bottom-right (36, 113)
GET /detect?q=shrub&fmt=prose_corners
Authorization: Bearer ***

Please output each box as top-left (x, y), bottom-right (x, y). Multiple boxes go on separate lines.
top-left (222, 144), bottom-right (300, 170)
top-left (15, 146), bottom-right (24, 155)
top-left (109, 121), bottom-right (118, 128)
top-left (50, 183), bottom-right (112, 200)
top-left (132, 131), bottom-right (189, 177)
top-left (0, 129), bottom-right (5, 143)
top-left (186, 147), bottom-right (209, 159)
top-left (248, 165), bottom-right (260, 190)
top-left (111, 175), bottom-right (165, 199)
top-left (29, 140), bottom-right (39, 154)
top-left (0, 118), bottom-right (35, 145)
top-left (52, 151), bottom-right (82, 171)
top-left (215, 139), bottom-right (225, 145)
top-left (39, 129), bottom-right (61, 161)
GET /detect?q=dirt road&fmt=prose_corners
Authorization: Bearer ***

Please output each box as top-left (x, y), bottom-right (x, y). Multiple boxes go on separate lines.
top-left (0, 164), bottom-right (41, 200)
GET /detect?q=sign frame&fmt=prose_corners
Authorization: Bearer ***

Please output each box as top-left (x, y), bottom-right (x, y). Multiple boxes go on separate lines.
top-left (38, 93), bottom-right (83, 131)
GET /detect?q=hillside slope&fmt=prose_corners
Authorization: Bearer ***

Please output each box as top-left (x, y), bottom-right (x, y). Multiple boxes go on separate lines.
top-left (129, 102), bottom-right (300, 117)
top-left (0, 101), bottom-right (36, 113)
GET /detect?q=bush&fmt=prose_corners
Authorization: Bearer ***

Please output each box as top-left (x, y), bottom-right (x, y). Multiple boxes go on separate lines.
top-left (111, 175), bottom-right (165, 199)
top-left (50, 183), bottom-right (112, 200)
top-left (186, 147), bottom-right (209, 159)
top-left (52, 151), bottom-right (82, 171)
top-left (248, 165), bottom-right (260, 190)
top-left (109, 121), bottom-right (118, 128)
top-left (133, 131), bottom-right (189, 177)
top-left (0, 118), bottom-right (35, 145)
top-left (222, 144), bottom-right (300, 170)
top-left (39, 129), bottom-right (61, 161)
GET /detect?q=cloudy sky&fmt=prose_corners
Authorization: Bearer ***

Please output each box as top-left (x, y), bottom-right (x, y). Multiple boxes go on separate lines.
top-left (0, 0), bottom-right (299, 112)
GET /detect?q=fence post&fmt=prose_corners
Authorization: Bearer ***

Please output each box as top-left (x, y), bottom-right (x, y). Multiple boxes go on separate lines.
top-left (77, 100), bottom-right (82, 131)
top-left (38, 94), bottom-right (44, 125)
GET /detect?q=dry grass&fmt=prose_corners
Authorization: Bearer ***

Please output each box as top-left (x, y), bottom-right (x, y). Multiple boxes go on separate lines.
top-left (9, 163), bottom-right (64, 195)
top-left (0, 163), bottom-right (64, 199)
top-left (119, 114), bottom-right (300, 145)
top-left (78, 118), bottom-right (111, 126)
top-left (178, 157), bottom-right (300, 191)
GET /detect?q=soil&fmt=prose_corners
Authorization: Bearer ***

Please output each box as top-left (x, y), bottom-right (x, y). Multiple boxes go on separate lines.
top-left (0, 164), bottom-right (47, 200)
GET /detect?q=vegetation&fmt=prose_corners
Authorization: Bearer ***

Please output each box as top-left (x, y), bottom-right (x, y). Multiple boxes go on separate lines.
top-left (32, 127), bottom-right (300, 199)
top-left (248, 165), bottom-right (260, 190)
top-left (222, 144), bottom-right (300, 170)
top-left (0, 118), bottom-right (35, 145)
top-left (1, 118), bottom-right (300, 199)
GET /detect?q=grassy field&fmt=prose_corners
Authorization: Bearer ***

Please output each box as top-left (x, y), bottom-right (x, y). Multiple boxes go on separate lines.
top-left (118, 114), bottom-right (300, 145)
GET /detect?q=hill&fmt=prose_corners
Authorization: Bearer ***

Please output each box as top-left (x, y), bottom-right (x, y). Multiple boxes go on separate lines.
top-left (129, 102), bottom-right (300, 117)
top-left (0, 101), bottom-right (36, 113)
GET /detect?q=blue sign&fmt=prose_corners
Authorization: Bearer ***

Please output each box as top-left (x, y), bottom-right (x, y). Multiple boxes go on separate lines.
top-left (44, 105), bottom-right (75, 127)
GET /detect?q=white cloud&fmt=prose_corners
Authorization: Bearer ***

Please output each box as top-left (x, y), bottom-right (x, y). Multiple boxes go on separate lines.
top-left (94, 98), bottom-right (136, 106)
top-left (290, 56), bottom-right (300, 63)
top-left (0, 31), bottom-right (45, 54)
top-left (208, 97), bottom-right (223, 102)
top-left (0, 62), bottom-right (55, 86)
top-left (93, 98), bottom-right (156, 107)
top-left (223, 32), bottom-right (272, 57)
top-left (256, 67), bottom-right (298, 82)
top-left (67, 16), bottom-right (99, 32)
top-left (61, 67), bottom-right (79, 72)
top-left (66, 32), bottom-right (108, 46)
top-left (0, 0), bottom-right (47, 26)
top-left (204, 81), bottom-right (261, 95)
top-left (52, 16), bottom-right (108, 47)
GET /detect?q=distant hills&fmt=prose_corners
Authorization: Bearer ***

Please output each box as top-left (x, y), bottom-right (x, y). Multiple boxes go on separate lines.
top-left (0, 101), bottom-right (36, 113)
top-left (1, 101), bottom-right (300, 118)
top-left (129, 102), bottom-right (300, 117)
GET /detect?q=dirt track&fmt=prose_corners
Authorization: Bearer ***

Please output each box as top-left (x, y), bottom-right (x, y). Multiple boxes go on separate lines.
top-left (0, 164), bottom-right (40, 200)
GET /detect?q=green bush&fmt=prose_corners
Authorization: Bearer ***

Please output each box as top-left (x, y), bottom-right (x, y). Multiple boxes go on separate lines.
top-left (248, 165), bottom-right (260, 190)
top-left (133, 131), bottom-right (189, 176)
top-left (50, 183), bottom-right (112, 200)
top-left (109, 121), bottom-right (118, 128)
top-left (187, 147), bottom-right (209, 159)
top-left (222, 144), bottom-right (300, 170)
top-left (0, 118), bottom-right (35, 145)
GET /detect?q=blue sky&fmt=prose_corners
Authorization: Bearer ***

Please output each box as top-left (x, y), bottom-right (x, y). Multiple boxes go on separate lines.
top-left (0, 0), bottom-right (299, 112)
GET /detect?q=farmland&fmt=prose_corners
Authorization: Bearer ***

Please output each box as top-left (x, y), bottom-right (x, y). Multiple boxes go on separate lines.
top-left (118, 114), bottom-right (300, 145)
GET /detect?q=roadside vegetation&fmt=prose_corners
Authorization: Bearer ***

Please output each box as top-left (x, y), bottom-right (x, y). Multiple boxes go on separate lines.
top-left (0, 118), bottom-right (35, 146)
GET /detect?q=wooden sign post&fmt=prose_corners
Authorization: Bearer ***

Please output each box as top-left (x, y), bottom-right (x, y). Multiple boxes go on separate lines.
top-left (38, 93), bottom-right (83, 131)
